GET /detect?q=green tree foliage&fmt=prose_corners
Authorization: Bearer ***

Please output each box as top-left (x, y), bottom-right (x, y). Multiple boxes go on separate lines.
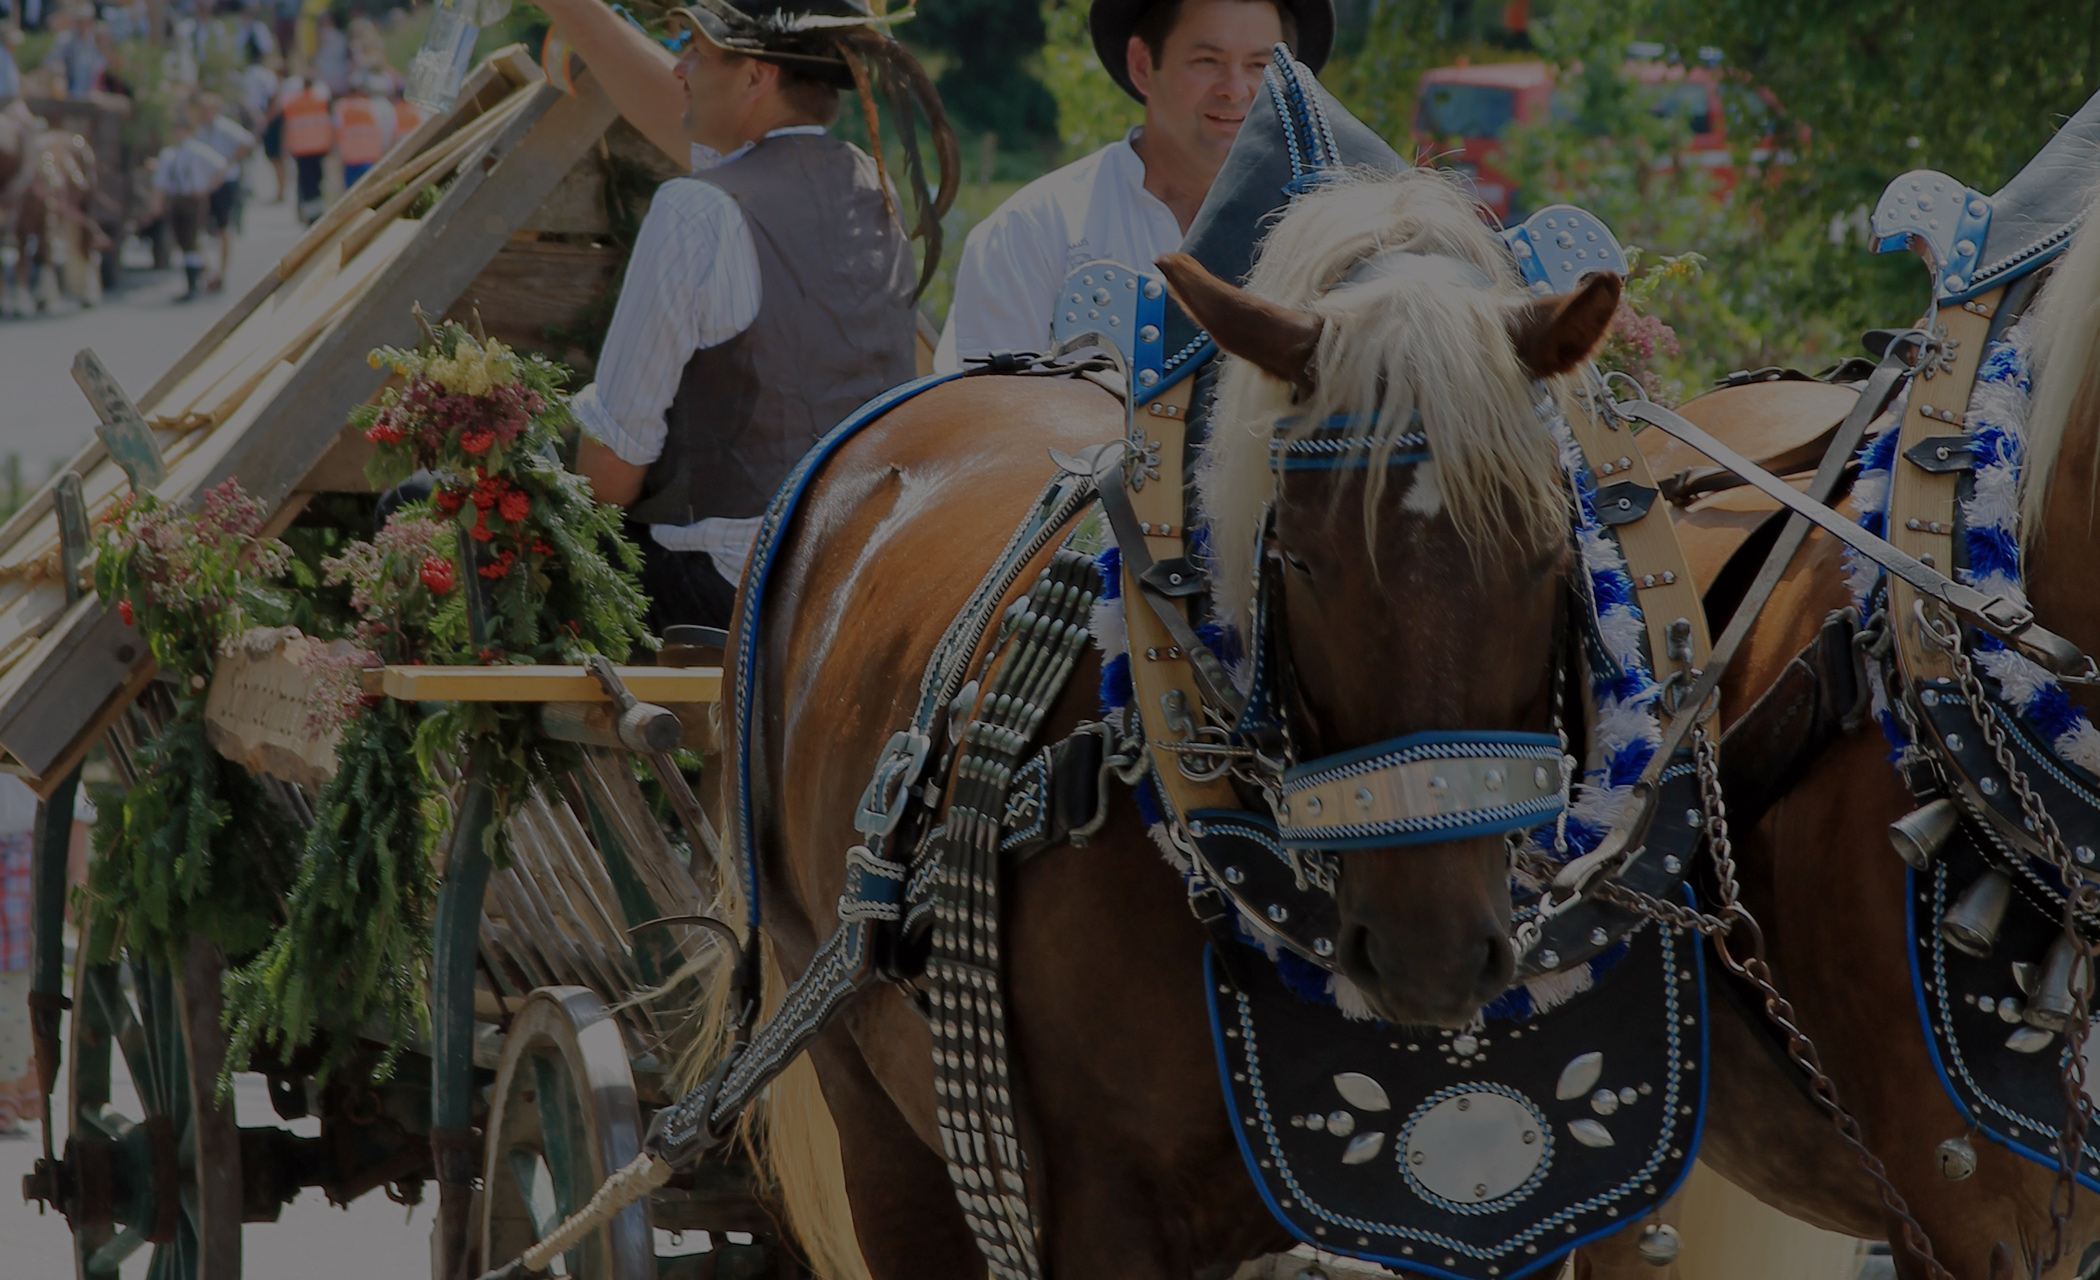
top-left (1644, 0), bottom-right (2100, 339)
top-left (1041, 0), bottom-right (1143, 161)
top-left (910, 0), bottom-right (1061, 149)
top-left (1316, 0), bottom-right (2100, 383)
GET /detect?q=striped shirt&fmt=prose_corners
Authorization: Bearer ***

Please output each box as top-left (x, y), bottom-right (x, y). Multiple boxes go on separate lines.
top-left (934, 128), bottom-right (1184, 373)
top-left (153, 137), bottom-right (232, 196)
top-left (572, 125), bottom-right (830, 579)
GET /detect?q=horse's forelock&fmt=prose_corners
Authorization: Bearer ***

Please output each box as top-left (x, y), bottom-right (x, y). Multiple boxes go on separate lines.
top-left (1197, 171), bottom-right (1567, 633)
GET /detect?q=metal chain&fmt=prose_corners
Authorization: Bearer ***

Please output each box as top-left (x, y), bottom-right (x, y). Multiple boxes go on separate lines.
top-left (1937, 621), bottom-right (2098, 1279)
top-left (1509, 663), bottom-right (1580, 960)
top-left (1595, 725), bottom-right (1956, 1280)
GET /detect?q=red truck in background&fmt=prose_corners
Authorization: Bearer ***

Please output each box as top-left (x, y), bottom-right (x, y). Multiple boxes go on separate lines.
top-left (1413, 46), bottom-right (1777, 223)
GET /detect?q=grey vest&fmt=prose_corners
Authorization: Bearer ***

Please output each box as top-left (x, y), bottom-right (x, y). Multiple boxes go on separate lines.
top-left (627, 133), bottom-right (917, 526)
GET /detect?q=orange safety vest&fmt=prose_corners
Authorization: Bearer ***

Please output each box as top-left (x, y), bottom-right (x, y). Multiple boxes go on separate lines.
top-left (282, 85), bottom-right (333, 157)
top-left (335, 97), bottom-right (386, 166)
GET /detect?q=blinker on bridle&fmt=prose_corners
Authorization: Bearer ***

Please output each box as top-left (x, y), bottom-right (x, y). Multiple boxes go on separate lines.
top-left (1254, 412), bottom-right (1570, 852)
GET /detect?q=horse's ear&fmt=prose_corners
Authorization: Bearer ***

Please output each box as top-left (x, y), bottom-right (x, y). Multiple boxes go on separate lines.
top-left (1507, 273), bottom-right (1622, 378)
top-left (1155, 252), bottom-right (1323, 394)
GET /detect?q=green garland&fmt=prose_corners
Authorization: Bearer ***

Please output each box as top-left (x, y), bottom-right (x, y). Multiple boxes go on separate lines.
top-left (223, 701), bottom-right (438, 1083)
top-left (222, 513), bottom-right (458, 1083)
top-left (89, 480), bottom-right (301, 967)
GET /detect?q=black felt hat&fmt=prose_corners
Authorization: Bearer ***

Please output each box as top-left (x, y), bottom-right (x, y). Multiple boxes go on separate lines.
top-left (667, 0), bottom-right (908, 90)
top-left (1088, 0), bottom-right (1334, 103)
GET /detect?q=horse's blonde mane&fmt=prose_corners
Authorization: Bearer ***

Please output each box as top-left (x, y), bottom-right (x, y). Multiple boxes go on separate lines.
top-left (1197, 171), bottom-right (1568, 629)
top-left (2024, 183), bottom-right (2100, 539)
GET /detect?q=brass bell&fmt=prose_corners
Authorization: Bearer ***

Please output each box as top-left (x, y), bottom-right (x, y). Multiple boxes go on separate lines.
top-left (2025, 932), bottom-right (2090, 1032)
top-left (1636, 1222), bottom-right (1683, 1266)
top-left (1936, 1135), bottom-right (1977, 1180)
top-left (1942, 869), bottom-right (2013, 958)
top-left (1889, 797), bottom-right (1962, 869)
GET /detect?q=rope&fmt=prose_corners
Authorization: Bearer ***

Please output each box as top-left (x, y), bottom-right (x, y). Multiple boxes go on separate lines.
top-left (478, 1152), bottom-right (673, 1280)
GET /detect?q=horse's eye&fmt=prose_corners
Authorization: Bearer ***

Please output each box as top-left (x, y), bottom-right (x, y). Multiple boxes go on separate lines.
top-left (1280, 550), bottom-right (1313, 576)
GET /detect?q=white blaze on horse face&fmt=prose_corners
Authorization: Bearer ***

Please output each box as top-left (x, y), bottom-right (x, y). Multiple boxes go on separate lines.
top-left (1402, 460), bottom-right (1444, 519)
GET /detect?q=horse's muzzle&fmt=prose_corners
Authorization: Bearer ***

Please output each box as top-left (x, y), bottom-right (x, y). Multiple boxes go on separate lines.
top-left (1332, 836), bottom-right (1516, 1027)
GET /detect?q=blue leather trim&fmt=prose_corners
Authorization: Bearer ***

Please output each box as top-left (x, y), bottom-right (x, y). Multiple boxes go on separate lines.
top-left (1137, 338), bottom-right (1215, 405)
top-left (732, 371), bottom-right (970, 928)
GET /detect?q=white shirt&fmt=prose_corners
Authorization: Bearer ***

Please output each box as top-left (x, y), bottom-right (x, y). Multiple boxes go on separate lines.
top-left (239, 63), bottom-right (279, 127)
top-left (200, 115), bottom-right (255, 179)
top-left (934, 128), bottom-right (1183, 373)
top-left (154, 137), bottom-right (231, 196)
top-left (571, 125), bottom-right (830, 581)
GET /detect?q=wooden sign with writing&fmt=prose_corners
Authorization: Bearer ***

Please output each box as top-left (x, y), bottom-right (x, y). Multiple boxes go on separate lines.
top-left (203, 627), bottom-right (357, 789)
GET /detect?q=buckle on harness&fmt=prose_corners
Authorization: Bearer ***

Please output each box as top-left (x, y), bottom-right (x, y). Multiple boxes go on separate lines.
top-left (854, 729), bottom-right (932, 838)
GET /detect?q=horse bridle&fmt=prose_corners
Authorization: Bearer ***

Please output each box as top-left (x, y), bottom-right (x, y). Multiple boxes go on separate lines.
top-left (1246, 414), bottom-right (1573, 859)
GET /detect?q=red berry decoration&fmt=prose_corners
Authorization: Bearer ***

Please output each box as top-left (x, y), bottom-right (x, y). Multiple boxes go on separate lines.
top-left (419, 557), bottom-right (455, 595)
top-left (117, 599), bottom-right (134, 625)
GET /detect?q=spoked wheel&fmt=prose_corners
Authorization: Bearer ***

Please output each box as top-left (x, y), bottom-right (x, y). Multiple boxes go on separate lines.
top-left (483, 987), bottom-right (654, 1280)
top-left (65, 932), bottom-right (244, 1280)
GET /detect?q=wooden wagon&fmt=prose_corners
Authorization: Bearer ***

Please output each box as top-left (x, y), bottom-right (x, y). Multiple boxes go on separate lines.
top-left (6, 46), bottom-right (804, 1280)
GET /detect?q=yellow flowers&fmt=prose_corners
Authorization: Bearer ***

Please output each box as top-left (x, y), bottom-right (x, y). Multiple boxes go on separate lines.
top-left (366, 328), bottom-right (522, 397)
top-left (425, 334), bottom-right (520, 397)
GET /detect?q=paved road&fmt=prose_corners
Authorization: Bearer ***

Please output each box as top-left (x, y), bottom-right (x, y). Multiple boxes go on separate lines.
top-left (0, 163), bottom-right (439, 1277)
top-left (0, 158), bottom-right (307, 487)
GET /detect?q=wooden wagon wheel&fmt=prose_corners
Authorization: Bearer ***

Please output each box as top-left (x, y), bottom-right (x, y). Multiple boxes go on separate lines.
top-left (64, 931), bottom-right (245, 1280)
top-left (482, 986), bottom-right (655, 1280)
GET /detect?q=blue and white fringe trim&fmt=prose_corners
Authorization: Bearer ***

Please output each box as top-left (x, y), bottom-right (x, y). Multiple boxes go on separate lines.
top-left (1484, 402), bottom-right (1661, 1021)
top-left (1847, 322), bottom-right (2100, 775)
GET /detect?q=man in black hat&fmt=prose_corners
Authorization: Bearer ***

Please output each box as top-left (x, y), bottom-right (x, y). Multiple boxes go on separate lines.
top-left (933, 0), bottom-right (1331, 371)
top-left (535, 0), bottom-right (950, 629)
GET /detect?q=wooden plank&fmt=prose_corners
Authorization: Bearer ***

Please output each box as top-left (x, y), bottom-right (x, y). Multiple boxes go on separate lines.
top-left (0, 71), bottom-right (623, 784)
top-left (442, 239), bottom-right (622, 362)
top-left (381, 665), bottom-right (721, 704)
top-left (295, 423), bottom-right (381, 495)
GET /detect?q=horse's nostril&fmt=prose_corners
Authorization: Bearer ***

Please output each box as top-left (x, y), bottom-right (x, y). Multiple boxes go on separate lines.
top-left (1476, 930), bottom-right (1515, 999)
top-left (1338, 924), bottom-right (1376, 984)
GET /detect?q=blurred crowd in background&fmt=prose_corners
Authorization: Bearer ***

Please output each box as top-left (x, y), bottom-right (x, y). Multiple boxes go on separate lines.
top-left (1, 0), bottom-right (428, 315)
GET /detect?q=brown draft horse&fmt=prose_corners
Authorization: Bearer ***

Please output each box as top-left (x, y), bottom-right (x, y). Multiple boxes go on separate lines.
top-left (713, 173), bottom-right (1621, 1278)
top-left (1604, 208), bottom-right (2100, 1280)
top-left (1581, 209), bottom-right (2100, 1279)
